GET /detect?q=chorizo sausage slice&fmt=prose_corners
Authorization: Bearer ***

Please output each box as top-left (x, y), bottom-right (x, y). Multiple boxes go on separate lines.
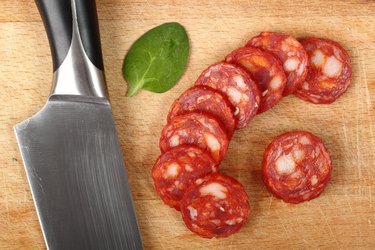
top-left (247, 32), bottom-right (308, 96)
top-left (295, 37), bottom-right (352, 104)
top-left (195, 62), bottom-right (260, 129)
top-left (262, 131), bottom-right (332, 203)
top-left (168, 86), bottom-right (236, 138)
top-left (225, 46), bottom-right (287, 113)
top-left (180, 173), bottom-right (250, 238)
top-left (160, 112), bottom-right (229, 163)
top-left (152, 145), bottom-right (218, 210)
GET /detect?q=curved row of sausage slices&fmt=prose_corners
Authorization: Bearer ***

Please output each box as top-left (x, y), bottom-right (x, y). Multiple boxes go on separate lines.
top-left (152, 32), bottom-right (351, 238)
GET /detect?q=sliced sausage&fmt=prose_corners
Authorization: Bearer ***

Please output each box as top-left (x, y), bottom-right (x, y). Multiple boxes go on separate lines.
top-left (195, 62), bottom-right (260, 129)
top-left (247, 32), bottom-right (308, 96)
top-left (160, 112), bottom-right (229, 163)
top-left (295, 37), bottom-right (352, 104)
top-left (180, 173), bottom-right (250, 238)
top-left (225, 46), bottom-right (287, 113)
top-left (262, 130), bottom-right (332, 203)
top-left (168, 86), bottom-right (236, 138)
top-left (152, 145), bottom-right (218, 210)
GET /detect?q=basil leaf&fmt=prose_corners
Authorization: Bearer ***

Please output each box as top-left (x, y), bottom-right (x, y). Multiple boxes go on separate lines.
top-left (123, 22), bottom-right (189, 96)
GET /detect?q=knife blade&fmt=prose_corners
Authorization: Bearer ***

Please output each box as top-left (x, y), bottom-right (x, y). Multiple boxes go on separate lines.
top-left (14, 0), bottom-right (143, 249)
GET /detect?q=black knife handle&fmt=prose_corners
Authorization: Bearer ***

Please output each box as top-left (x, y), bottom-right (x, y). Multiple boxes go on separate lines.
top-left (35, 0), bottom-right (104, 71)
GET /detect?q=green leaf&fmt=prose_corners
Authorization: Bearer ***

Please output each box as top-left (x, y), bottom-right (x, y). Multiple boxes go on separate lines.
top-left (122, 22), bottom-right (190, 96)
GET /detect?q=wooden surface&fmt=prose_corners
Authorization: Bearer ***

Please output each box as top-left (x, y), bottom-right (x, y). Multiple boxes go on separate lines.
top-left (1, 0), bottom-right (375, 249)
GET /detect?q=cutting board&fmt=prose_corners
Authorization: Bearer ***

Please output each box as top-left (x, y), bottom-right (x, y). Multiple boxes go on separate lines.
top-left (1, 0), bottom-right (375, 249)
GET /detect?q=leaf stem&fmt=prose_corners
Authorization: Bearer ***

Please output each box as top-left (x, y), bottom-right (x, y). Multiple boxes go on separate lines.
top-left (126, 84), bottom-right (141, 97)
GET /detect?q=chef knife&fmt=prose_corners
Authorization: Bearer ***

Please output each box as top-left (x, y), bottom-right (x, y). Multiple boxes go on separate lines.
top-left (14, 0), bottom-right (143, 249)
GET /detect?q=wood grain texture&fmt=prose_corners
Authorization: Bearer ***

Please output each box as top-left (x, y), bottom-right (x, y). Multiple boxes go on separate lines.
top-left (1, 0), bottom-right (375, 249)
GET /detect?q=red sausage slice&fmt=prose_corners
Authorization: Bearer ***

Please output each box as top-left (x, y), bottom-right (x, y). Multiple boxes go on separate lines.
top-left (295, 38), bottom-right (352, 104)
top-left (247, 32), bottom-right (308, 96)
top-left (262, 131), bottom-right (332, 204)
top-left (160, 112), bottom-right (229, 163)
top-left (195, 62), bottom-right (260, 129)
top-left (225, 47), bottom-right (287, 113)
top-left (152, 146), bottom-right (218, 210)
top-left (180, 173), bottom-right (250, 238)
top-left (168, 86), bottom-right (236, 138)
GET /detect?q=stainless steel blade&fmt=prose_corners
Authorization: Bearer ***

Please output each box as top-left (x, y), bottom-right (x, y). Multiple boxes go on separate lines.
top-left (15, 95), bottom-right (143, 250)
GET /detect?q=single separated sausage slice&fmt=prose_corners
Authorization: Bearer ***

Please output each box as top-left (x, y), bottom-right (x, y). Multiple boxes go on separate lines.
top-left (262, 130), bottom-right (332, 203)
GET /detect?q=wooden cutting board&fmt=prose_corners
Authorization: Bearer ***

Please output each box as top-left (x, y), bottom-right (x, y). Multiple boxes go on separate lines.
top-left (1, 0), bottom-right (375, 249)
